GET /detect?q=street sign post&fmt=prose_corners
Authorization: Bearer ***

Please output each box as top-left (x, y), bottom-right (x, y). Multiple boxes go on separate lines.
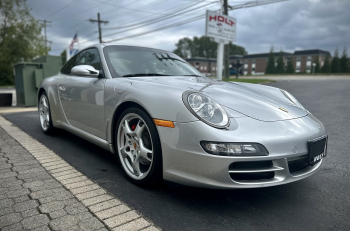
top-left (205, 10), bottom-right (236, 80)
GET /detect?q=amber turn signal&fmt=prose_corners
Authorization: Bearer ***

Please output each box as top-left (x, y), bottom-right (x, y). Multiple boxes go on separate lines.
top-left (153, 119), bottom-right (175, 128)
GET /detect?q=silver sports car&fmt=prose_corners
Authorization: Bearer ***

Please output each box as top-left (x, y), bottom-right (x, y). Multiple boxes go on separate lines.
top-left (38, 44), bottom-right (328, 188)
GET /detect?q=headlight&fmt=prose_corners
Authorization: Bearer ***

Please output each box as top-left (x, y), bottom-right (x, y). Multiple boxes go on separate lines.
top-left (182, 92), bottom-right (229, 128)
top-left (200, 141), bottom-right (269, 156)
top-left (280, 89), bottom-right (306, 110)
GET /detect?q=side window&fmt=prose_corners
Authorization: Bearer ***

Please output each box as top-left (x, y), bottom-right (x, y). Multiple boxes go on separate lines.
top-left (75, 48), bottom-right (102, 70)
top-left (60, 56), bottom-right (77, 75)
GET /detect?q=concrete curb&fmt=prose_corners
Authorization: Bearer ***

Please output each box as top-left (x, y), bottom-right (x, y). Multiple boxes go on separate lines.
top-left (0, 107), bottom-right (37, 114)
top-left (0, 115), bottom-right (161, 231)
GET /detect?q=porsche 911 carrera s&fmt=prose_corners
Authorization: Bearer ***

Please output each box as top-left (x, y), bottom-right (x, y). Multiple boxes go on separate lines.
top-left (37, 44), bottom-right (328, 188)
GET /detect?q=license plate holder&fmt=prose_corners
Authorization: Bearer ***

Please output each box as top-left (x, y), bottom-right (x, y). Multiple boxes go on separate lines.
top-left (308, 135), bottom-right (328, 166)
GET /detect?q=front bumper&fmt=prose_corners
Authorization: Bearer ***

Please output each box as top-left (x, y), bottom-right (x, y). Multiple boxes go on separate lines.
top-left (157, 114), bottom-right (326, 189)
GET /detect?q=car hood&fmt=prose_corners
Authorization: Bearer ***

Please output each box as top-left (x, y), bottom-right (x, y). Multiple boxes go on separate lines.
top-left (129, 76), bottom-right (308, 122)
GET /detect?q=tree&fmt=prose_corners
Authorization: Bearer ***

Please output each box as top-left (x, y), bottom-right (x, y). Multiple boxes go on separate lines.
top-left (61, 50), bottom-right (67, 65)
top-left (228, 42), bottom-right (247, 56)
top-left (265, 46), bottom-right (275, 74)
top-left (0, 0), bottom-right (46, 85)
top-left (331, 48), bottom-right (341, 73)
top-left (321, 56), bottom-right (331, 73)
top-left (286, 57), bottom-right (295, 74)
top-left (173, 37), bottom-right (194, 59)
top-left (275, 51), bottom-right (284, 74)
top-left (313, 56), bottom-right (321, 73)
top-left (340, 47), bottom-right (349, 73)
top-left (173, 36), bottom-right (246, 59)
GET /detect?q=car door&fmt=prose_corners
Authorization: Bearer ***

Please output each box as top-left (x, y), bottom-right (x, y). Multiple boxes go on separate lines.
top-left (58, 48), bottom-right (106, 139)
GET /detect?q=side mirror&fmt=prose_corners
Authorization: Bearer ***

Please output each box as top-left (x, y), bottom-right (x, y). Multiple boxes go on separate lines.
top-left (71, 65), bottom-right (99, 77)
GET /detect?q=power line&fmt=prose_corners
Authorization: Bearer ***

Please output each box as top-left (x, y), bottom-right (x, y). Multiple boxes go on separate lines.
top-left (91, 0), bottom-right (176, 16)
top-left (102, 1), bottom-right (213, 31)
top-left (101, 3), bottom-right (215, 39)
top-left (105, 14), bottom-right (205, 43)
top-left (46, 0), bottom-right (162, 38)
top-left (43, 0), bottom-right (82, 19)
top-left (228, 0), bottom-right (289, 10)
top-left (99, 0), bottom-right (166, 19)
top-left (105, 0), bottom-right (289, 43)
top-left (52, 0), bottom-right (113, 21)
top-left (49, 0), bottom-right (287, 53)
top-left (100, 0), bottom-right (191, 29)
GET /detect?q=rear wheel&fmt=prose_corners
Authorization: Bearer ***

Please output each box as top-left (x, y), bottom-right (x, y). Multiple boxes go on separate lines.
top-left (115, 107), bottom-right (162, 186)
top-left (38, 92), bottom-right (55, 135)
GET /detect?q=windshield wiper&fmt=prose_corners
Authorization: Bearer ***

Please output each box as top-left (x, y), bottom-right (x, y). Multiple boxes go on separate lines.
top-left (122, 73), bottom-right (170, 77)
top-left (182, 75), bottom-right (204, 77)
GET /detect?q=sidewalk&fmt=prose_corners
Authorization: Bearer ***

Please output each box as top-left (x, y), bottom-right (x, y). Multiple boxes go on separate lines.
top-left (0, 116), bottom-right (160, 231)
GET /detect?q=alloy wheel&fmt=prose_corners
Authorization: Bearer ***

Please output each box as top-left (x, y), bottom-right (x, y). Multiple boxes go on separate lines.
top-left (39, 95), bottom-right (50, 131)
top-left (117, 113), bottom-right (154, 180)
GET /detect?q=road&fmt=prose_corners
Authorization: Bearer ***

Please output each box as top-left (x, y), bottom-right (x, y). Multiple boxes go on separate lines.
top-left (4, 80), bottom-right (350, 231)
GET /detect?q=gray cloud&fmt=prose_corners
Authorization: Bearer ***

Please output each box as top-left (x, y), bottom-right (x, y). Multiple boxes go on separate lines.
top-left (26, 0), bottom-right (350, 56)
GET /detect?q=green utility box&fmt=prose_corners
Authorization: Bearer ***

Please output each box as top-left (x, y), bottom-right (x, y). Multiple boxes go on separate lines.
top-left (13, 55), bottom-right (62, 107)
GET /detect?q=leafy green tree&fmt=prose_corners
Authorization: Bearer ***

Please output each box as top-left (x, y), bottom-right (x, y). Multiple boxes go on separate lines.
top-left (61, 50), bottom-right (67, 65)
top-left (285, 57), bottom-right (295, 74)
top-left (321, 56), bottom-right (331, 73)
top-left (173, 36), bottom-right (246, 59)
top-left (313, 56), bottom-right (321, 73)
top-left (265, 46), bottom-right (275, 74)
top-left (331, 48), bottom-right (341, 73)
top-left (228, 42), bottom-right (247, 56)
top-left (0, 0), bottom-right (46, 85)
top-left (173, 37), bottom-right (194, 59)
top-left (340, 47), bottom-right (349, 73)
top-left (275, 51), bottom-right (284, 74)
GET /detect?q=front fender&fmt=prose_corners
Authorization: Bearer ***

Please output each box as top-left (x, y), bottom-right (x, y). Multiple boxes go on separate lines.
top-left (104, 78), bottom-right (199, 144)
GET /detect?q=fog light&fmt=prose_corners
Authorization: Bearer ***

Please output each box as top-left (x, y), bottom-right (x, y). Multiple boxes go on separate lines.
top-left (200, 141), bottom-right (269, 156)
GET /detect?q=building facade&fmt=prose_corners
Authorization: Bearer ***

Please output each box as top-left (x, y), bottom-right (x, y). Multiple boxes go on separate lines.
top-left (186, 49), bottom-right (332, 75)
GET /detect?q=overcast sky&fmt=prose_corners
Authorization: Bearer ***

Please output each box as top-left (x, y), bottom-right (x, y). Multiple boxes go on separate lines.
top-left (26, 0), bottom-right (350, 56)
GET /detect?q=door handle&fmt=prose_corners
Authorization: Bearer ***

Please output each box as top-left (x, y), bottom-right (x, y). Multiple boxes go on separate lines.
top-left (59, 86), bottom-right (65, 91)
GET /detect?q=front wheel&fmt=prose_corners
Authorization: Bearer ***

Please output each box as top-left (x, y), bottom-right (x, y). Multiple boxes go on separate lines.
top-left (38, 92), bottom-right (55, 135)
top-left (115, 107), bottom-right (162, 187)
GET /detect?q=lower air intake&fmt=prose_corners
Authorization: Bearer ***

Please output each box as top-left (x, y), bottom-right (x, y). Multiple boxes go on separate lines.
top-left (229, 161), bottom-right (276, 181)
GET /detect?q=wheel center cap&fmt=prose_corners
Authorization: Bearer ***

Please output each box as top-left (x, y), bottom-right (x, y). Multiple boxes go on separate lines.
top-left (133, 143), bottom-right (137, 150)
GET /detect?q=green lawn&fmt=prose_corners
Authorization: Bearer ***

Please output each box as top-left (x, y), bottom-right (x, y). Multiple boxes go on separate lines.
top-left (223, 79), bottom-right (275, 84)
top-left (0, 85), bottom-right (15, 88)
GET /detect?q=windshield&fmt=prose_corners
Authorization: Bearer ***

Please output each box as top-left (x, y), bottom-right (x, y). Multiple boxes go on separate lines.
top-left (103, 46), bottom-right (203, 77)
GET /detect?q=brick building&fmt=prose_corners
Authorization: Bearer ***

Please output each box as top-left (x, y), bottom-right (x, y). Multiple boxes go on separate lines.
top-left (186, 49), bottom-right (332, 75)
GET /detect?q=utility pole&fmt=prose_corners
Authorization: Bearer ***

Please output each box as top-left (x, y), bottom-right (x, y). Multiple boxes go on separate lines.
top-left (39, 20), bottom-right (52, 54)
top-left (223, 0), bottom-right (230, 79)
top-left (89, 13), bottom-right (109, 43)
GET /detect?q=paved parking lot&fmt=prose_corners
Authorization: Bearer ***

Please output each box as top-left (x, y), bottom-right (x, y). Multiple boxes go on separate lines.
top-left (3, 79), bottom-right (350, 231)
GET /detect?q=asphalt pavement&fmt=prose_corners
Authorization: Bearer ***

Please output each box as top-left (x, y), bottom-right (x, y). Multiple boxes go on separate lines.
top-left (4, 79), bottom-right (350, 231)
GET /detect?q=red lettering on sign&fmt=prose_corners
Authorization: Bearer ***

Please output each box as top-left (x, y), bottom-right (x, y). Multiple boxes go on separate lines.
top-left (209, 15), bottom-right (217, 21)
top-left (209, 14), bottom-right (235, 27)
top-left (226, 19), bottom-right (235, 26)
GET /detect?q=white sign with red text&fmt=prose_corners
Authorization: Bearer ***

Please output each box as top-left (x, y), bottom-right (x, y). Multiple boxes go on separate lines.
top-left (205, 10), bottom-right (236, 42)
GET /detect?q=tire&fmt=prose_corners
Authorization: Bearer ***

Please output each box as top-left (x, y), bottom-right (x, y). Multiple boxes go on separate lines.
top-left (38, 92), bottom-right (56, 135)
top-left (115, 107), bottom-right (163, 187)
